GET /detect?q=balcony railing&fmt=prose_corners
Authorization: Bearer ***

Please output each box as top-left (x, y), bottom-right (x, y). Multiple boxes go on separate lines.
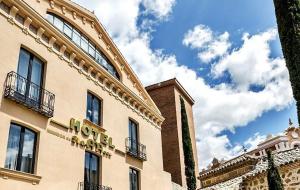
top-left (79, 182), bottom-right (112, 190)
top-left (4, 71), bottom-right (55, 117)
top-left (125, 137), bottom-right (147, 161)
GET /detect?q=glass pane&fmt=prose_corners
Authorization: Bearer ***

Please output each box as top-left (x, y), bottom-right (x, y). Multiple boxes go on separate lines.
top-left (90, 154), bottom-right (99, 185)
top-left (81, 36), bottom-right (88, 53)
top-left (53, 17), bottom-right (63, 31)
top-left (63, 23), bottom-right (72, 38)
top-left (84, 152), bottom-right (99, 190)
top-left (72, 30), bottom-right (81, 47)
top-left (88, 43), bottom-right (96, 58)
top-left (17, 49), bottom-right (30, 79)
top-left (29, 57), bottom-right (43, 102)
top-left (84, 152), bottom-right (90, 184)
top-left (17, 49), bottom-right (30, 95)
top-left (92, 97), bottom-right (100, 125)
top-left (130, 169), bottom-right (138, 190)
top-left (46, 14), bottom-right (54, 24)
top-left (86, 93), bottom-right (93, 122)
top-left (95, 50), bottom-right (101, 64)
top-left (20, 129), bottom-right (35, 173)
top-left (4, 124), bottom-right (21, 171)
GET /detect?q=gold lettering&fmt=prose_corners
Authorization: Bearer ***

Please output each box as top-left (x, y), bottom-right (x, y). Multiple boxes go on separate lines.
top-left (95, 143), bottom-right (103, 153)
top-left (70, 119), bottom-right (80, 133)
top-left (71, 136), bottom-right (79, 144)
top-left (86, 139), bottom-right (95, 150)
top-left (100, 133), bottom-right (108, 146)
top-left (92, 128), bottom-right (99, 141)
top-left (81, 124), bottom-right (91, 136)
top-left (108, 137), bottom-right (115, 149)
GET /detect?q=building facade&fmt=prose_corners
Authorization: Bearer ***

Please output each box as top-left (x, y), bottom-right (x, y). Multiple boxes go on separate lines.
top-left (0, 0), bottom-right (173, 189)
top-left (146, 78), bottom-right (200, 189)
top-left (198, 121), bottom-right (300, 190)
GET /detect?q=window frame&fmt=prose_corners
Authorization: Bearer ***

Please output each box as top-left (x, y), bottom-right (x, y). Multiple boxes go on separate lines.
top-left (84, 151), bottom-right (101, 187)
top-left (86, 92), bottom-right (102, 126)
top-left (45, 12), bottom-right (121, 80)
top-left (4, 123), bottom-right (38, 174)
top-left (129, 167), bottom-right (140, 190)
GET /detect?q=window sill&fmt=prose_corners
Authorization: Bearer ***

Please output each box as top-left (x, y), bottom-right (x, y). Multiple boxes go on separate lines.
top-left (0, 167), bottom-right (42, 185)
top-left (83, 119), bottom-right (106, 132)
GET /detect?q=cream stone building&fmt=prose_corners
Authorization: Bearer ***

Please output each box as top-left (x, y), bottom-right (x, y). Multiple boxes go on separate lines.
top-left (0, 0), bottom-right (175, 189)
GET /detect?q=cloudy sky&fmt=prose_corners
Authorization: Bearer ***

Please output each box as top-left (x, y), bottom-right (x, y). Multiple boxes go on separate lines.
top-left (72, 0), bottom-right (298, 169)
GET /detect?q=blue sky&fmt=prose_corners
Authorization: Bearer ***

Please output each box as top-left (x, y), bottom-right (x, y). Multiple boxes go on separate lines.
top-left (74, 0), bottom-right (297, 168)
top-left (147, 0), bottom-right (298, 151)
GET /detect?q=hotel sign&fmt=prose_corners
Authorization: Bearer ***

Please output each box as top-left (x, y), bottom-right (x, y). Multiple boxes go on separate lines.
top-left (47, 118), bottom-right (115, 159)
top-left (69, 118), bottom-right (115, 158)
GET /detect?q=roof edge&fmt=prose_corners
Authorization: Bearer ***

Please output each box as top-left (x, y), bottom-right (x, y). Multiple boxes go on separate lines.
top-left (146, 78), bottom-right (195, 105)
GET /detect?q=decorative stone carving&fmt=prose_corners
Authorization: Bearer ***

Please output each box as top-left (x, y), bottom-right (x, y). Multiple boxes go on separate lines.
top-left (72, 11), bottom-right (77, 20)
top-left (48, 37), bottom-right (56, 52)
top-left (69, 52), bottom-right (76, 65)
top-left (22, 17), bottom-right (32, 34)
top-left (59, 45), bottom-right (67, 59)
top-left (36, 27), bottom-right (45, 44)
top-left (49, 0), bottom-right (55, 9)
top-left (8, 6), bottom-right (18, 24)
top-left (61, 6), bottom-right (66, 15)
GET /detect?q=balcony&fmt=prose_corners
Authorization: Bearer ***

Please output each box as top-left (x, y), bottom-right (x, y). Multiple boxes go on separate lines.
top-left (79, 182), bottom-right (112, 190)
top-left (4, 71), bottom-right (55, 117)
top-left (125, 137), bottom-right (147, 161)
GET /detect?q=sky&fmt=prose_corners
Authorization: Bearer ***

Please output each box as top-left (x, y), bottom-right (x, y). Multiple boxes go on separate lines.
top-left (73, 0), bottom-right (298, 169)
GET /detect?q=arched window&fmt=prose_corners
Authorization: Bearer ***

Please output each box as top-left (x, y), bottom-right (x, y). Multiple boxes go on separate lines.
top-left (46, 13), bottom-right (120, 80)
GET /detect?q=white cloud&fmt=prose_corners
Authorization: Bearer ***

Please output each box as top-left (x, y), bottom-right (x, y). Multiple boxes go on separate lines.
top-left (244, 132), bottom-right (266, 151)
top-left (72, 0), bottom-right (293, 170)
top-left (142, 0), bottom-right (176, 19)
top-left (183, 25), bottom-right (231, 63)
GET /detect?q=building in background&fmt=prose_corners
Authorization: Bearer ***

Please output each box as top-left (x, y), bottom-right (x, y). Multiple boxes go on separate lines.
top-left (198, 121), bottom-right (300, 190)
top-left (0, 0), bottom-right (174, 189)
top-left (146, 78), bottom-right (200, 189)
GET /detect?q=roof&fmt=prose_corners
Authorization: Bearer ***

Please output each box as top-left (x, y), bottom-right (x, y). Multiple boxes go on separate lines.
top-left (243, 148), bottom-right (300, 179)
top-left (200, 148), bottom-right (300, 190)
top-left (199, 154), bottom-right (257, 178)
top-left (145, 78), bottom-right (195, 105)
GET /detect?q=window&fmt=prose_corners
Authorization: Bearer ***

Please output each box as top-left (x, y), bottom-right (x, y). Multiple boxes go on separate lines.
top-left (84, 152), bottom-right (100, 190)
top-left (53, 16), bottom-right (63, 31)
top-left (86, 92), bottom-right (101, 125)
top-left (4, 123), bottom-right (37, 174)
top-left (129, 168), bottom-right (139, 190)
top-left (88, 42), bottom-right (96, 57)
top-left (45, 13), bottom-right (121, 80)
top-left (81, 36), bottom-right (89, 53)
top-left (63, 23), bottom-right (72, 38)
top-left (17, 48), bottom-right (44, 104)
top-left (128, 120), bottom-right (138, 155)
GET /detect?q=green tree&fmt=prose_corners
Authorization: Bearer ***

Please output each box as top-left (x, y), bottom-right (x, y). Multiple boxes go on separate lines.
top-left (180, 97), bottom-right (196, 190)
top-left (267, 151), bottom-right (284, 190)
top-left (273, 0), bottom-right (300, 125)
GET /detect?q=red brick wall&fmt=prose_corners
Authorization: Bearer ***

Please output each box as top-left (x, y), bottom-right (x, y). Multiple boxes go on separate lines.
top-left (147, 85), bottom-right (184, 186)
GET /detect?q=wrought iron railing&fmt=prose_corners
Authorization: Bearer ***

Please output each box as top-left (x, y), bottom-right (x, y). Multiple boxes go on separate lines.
top-left (79, 182), bottom-right (112, 190)
top-left (125, 137), bottom-right (147, 161)
top-left (4, 71), bottom-right (55, 117)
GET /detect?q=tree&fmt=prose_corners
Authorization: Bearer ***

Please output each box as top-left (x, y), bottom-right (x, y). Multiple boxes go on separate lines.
top-left (267, 151), bottom-right (284, 190)
top-left (180, 97), bottom-right (196, 190)
top-left (273, 0), bottom-right (300, 125)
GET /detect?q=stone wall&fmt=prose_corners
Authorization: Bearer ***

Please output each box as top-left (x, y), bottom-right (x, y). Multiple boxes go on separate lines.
top-left (244, 161), bottom-right (300, 190)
